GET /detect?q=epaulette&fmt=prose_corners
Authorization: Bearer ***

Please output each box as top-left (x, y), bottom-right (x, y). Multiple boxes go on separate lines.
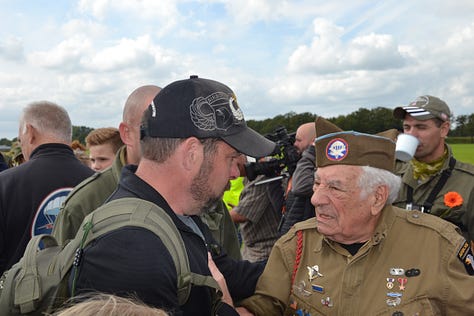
top-left (453, 160), bottom-right (474, 176)
top-left (280, 218), bottom-right (317, 244)
top-left (62, 172), bottom-right (102, 203)
top-left (403, 210), bottom-right (463, 245)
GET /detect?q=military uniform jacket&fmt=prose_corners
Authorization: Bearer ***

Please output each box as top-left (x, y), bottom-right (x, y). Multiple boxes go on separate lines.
top-left (393, 144), bottom-right (474, 235)
top-left (241, 205), bottom-right (474, 316)
top-left (52, 145), bottom-right (126, 245)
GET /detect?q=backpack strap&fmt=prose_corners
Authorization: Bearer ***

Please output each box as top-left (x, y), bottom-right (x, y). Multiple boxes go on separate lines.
top-left (14, 234), bottom-right (58, 313)
top-left (406, 157), bottom-right (456, 213)
top-left (71, 197), bottom-right (220, 305)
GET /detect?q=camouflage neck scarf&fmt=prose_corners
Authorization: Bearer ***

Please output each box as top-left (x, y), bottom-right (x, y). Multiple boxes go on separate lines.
top-left (411, 148), bottom-right (448, 181)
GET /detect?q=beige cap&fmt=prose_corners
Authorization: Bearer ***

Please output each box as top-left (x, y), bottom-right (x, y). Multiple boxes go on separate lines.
top-left (393, 95), bottom-right (451, 122)
top-left (314, 116), bottom-right (396, 172)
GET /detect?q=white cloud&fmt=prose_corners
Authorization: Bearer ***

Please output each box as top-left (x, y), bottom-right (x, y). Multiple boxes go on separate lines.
top-left (27, 35), bottom-right (93, 71)
top-left (1, 0), bottom-right (474, 140)
top-left (287, 18), bottom-right (406, 74)
top-left (77, 0), bottom-right (180, 36)
top-left (61, 19), bottom-right (108, 39)
top-left (85, 36), bottom-right (157, 71)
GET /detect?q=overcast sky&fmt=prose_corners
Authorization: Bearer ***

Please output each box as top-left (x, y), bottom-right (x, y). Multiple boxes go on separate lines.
top-left (1, 0), bottom-right (474, 140)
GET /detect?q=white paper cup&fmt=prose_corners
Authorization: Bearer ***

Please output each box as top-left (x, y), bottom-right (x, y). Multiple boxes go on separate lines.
top-left (395, 134), bottom-right (419, 162)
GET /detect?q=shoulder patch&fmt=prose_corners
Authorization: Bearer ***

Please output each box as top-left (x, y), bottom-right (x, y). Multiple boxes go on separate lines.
top-left (31, 188), bottom-right (73, 236)
top-left (457, 241), bottom-right (474, 275)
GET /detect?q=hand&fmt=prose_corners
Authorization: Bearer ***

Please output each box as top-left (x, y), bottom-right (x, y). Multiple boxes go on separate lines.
top-left (236, 306), bottom-right (255, 315)
top-left (208, 252), bottom-right (234, 307)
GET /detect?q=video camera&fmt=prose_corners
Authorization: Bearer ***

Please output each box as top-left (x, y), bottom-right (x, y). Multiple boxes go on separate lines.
top-left (244, 126), bottom-right (301, 181)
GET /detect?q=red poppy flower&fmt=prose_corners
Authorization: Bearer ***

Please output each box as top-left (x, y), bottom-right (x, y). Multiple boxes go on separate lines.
top-left (444, 191), bottom-right (463, 208)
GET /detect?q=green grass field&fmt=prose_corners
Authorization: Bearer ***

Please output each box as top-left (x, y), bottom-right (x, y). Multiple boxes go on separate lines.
top-left (451, 144), bottom-right (474, 165)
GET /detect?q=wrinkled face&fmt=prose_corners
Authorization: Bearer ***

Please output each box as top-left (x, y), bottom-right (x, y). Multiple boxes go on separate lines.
top-left (89, 143), bottom-right (116, 172)
top-left (402, 115), bottom-right (449, 162)
top-left (311, 165), bottom-right (374, 243)
top-left (189, 141), bottom-right (241, 213)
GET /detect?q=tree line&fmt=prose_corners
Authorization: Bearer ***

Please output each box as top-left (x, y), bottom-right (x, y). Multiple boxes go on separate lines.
top-left (1, 107), bottom-right (473, 146)
top-left (246, 107), bottom-right (474, 143)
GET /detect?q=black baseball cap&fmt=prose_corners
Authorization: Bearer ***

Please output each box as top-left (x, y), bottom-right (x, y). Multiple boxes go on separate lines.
top-left (141, 75), bottom-right (277, 158)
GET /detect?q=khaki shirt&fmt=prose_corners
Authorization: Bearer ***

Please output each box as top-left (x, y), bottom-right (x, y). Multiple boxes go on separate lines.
top-left (241, 206), bottom-right (474, 315)
top-left (393, 144), bottom-right (474, 236)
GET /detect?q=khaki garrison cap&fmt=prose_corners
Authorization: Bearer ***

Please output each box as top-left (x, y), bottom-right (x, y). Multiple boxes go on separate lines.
top-left (314, 116), bottom-right (396, 172)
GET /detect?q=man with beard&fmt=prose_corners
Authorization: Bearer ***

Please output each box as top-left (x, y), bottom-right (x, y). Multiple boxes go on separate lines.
top-left (71, 76), bottom-right (276, 315)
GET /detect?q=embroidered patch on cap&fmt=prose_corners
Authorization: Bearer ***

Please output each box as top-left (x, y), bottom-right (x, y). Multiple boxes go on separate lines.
top-left (326, 138), bottom-right (348, 161)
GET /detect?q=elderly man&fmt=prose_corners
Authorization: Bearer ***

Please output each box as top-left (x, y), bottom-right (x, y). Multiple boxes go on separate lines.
top-left (392, 95), bottom-right (474, 236)
top-left (238, 117), bottom-right (474, 315)
top-left (0, 101), bottom-right (94, 275)
top-left (72, 76), bottom-right (276, 315)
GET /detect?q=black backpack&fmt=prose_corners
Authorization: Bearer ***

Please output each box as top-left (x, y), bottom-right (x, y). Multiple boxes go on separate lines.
top-left (0, 198), bottom-right (220, 315)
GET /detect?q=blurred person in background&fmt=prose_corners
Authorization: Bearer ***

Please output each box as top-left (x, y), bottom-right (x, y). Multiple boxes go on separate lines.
top-left (85, 127), bottom-right (123, 172)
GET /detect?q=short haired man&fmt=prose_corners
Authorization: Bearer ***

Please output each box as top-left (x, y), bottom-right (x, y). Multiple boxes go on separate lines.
top-left (72, 76), bottom-right (276, 315)
top-left (0, 101), bottom-right (94, 275)
top-left (230, 158), bottom-right (286, 262)
top-left (52, 85), bottom-right (242, 261)
top-left (238, 116), bottom-right (474, 315)
top-left (85, 127), bottom-right (124, 171)
top-left (392, 95), bottom-right (474, 236)
top-left (52, 85), bottom-right (161, 244)
top-left (293, 122), bottom-right (316, 155)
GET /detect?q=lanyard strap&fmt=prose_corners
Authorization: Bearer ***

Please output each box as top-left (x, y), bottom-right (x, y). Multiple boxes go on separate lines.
top-left (406, 157), bottom-right (456, 213)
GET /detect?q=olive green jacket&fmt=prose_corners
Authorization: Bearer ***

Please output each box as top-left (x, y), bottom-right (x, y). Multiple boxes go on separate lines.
top-left (52, 146), bottom-right (242, 260)
top-left (393, 144), bottom-right (474, 235)
top-left (52, 146), bottom-right (126, 244)
top-left (241, 206), bottom-right (474, 315)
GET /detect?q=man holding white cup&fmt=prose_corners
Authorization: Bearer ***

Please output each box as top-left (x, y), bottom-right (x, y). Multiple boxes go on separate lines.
top-left (392, 95), bottom-right (474, 238)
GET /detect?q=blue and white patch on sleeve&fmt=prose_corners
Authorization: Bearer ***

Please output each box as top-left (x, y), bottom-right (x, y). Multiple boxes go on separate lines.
top-left (30, 188), bottom-right (72, 236)
top-left (457, 240), bottom-right (474, 275)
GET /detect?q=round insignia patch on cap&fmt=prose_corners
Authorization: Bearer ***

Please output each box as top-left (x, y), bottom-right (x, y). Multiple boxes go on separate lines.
top-left (326, 138), bottom-right (348, 161)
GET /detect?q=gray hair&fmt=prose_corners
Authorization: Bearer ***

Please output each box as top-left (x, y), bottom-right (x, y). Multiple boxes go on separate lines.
top-left (20, 101), bottom-right (72, 143)
top-left (359, 166), bottom-right (401, 204)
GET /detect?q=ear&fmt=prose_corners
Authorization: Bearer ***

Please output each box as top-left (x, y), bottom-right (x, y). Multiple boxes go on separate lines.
top-left (440, 121), bottom-right (450, 138)
top-left (118, 122), bottom-right (131, 145)
top-left (24, 124), bottom-right (36, 145)
top-left (370, 185), bottom-right (388, 216)
top-left (181, 137), bottom-right (203, 171)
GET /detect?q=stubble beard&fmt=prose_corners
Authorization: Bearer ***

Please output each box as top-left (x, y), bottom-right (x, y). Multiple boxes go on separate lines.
top-left (189, 159), bottom-right (226, 214)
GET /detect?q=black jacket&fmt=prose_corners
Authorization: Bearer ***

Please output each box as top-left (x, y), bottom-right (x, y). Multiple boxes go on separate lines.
top-left (73, 165), bottom-right (264, 315)
top-left (0, 143), bottom-right (94, 274)
top-left (279, 145), bottom-right (316, 235)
